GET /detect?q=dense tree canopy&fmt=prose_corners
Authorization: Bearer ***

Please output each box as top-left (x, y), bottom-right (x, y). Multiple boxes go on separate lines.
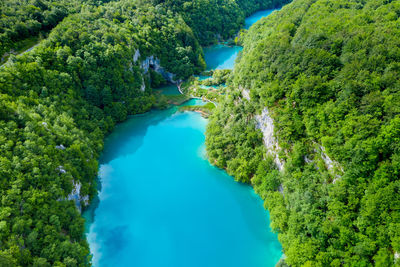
top-left (0, 1), bottom-right (198, 266)
top-left (0, 0), bottom-right (283, 265)
top-left (0, 0), bottom-right (108, 59)
top-left (206, 0), bottom-right (400, 266)
top-left (150, 0), bottom-right (291, 45)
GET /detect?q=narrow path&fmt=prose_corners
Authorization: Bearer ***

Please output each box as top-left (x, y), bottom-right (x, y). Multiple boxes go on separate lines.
top-left (1, 43), bottom-right (39, 68)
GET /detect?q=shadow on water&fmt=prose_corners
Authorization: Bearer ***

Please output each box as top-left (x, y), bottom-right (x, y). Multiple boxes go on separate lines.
top-left (84, 7), bottom-right (285, 265)
top-left (153, 83), bottom-right (181, 95)
top-left (99, 108), bottom-right (177, 165)
top-left (83, 108), bottom-right (177, 230)
top-left (203, 44), bottom-right (243, 70)
top-left (244, 9), bottom-right (279, 29)
top-left (84, 99), bottom-right (206, 230)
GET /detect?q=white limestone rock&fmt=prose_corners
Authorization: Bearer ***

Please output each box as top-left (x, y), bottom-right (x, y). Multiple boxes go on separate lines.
top-left (67, 180), bottom-right (90, 212)
top-left (255, 108), bottom-right (284, 171)
top-left (319, 145), bottom-right (343, 184)
top-left (140, 77), bottom-right (146, 92)
top-left (141, 55), bottom-right (180, 84)
top-left (56, 144), bottom-right (66, 150)
top-left (242, 88), bottom-right (250, 101)
top-left (133, 49), bottom-right (140, 63)
top-left (57, 165), bottom-right (66, 174)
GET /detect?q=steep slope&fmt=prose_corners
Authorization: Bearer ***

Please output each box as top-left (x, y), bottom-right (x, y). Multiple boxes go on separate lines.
top-left (206, 0), bottom-right (400, 266)
top-left (0, 0), bottom-right (286, 265)
top-left (0, 0), bottom-right (112, 62)
top-left (0, 1), bottom-right (205, 265)
top-left (150, 0), bottom-right (291, 45)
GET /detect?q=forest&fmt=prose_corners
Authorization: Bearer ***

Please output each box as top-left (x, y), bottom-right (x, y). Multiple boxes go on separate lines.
top-left (0, 0), bottom-right (106, 62)
top-left (206, 0), bottom-right (400, 266)
top-left (0, 0), bottom-right (285, 265)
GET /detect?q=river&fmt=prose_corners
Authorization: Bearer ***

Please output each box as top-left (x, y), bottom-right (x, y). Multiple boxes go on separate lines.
top-left (84, 8), bottom-right (281, 267)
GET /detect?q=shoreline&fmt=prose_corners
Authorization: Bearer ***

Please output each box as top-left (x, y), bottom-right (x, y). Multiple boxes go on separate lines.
top-left (86, 6), bottom-right (284, 265)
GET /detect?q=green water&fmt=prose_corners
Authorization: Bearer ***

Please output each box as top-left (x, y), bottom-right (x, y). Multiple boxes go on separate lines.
top-left (154, 84), bottom-right (181, 95)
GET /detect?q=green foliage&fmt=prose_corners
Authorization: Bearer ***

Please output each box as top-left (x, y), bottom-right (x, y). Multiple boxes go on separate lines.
top-left (0, 0), bottom-right (251, 264)
top-left (150, 69), bottom-right (167, 88)
top-left (150, 0), bottom-right (291, 45)
top-left (0, 0), bottom-right (296, 265)
top-left (179, 102), bottom-right (215, 117)
top-left (206, 0), bottom-right (400, 265)
top-left (0, 0), bottom-right (108, 59)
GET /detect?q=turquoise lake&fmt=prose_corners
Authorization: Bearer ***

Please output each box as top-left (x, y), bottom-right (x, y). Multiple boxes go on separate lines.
top-left (154, 84), bottom-right (180, 95)
top-left (203, 44), bottom-right (242, 70)
top-left (244, 9), bottom-right (279, 29)
top-left (84, 105), bottom-right (282, 266)
top-left (85, 7), bottom-right (282, 267)
top-left (202, 8), bottom-right (278, 71)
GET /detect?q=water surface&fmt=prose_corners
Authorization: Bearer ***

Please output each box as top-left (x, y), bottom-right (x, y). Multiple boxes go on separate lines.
top-left (203, 44), bottom-right (242, 70)
top-left (202, 8), bottom-right (279, 71)
top-left (85, 7), bottom-right (283, 267)
top-left (154, 84), bottom-right (180, 95)
top-left (85, 107), bottom-right (282, 266)
top-left (244, 9), bottom-right (279, 29)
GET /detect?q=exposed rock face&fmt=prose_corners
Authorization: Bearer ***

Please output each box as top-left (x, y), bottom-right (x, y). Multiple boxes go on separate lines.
top-left (255, 108), bottom-right (284, 171)
top-left (133, 49), bottom-right (140, 63)
top-left (242, 88), bottom-right (251, 101)
top-left (56, 144), bottom-right (66, 150)
top-left (140, 77), bottom-right (145, 92)
top-left (304, 145), bottom-right (343, 183)
top-left (320, 146), bottom-right (335, 171)
top-left (238, 85), bottom-right (250, 101)
top-left (278, 184), bottom-right (284, 196)
top-left (67, 180), bottom-right (90, 212)
top-left (141, 55), bottom-right (180, 84)
top-left (319, 146), bottom-right (343, 184)
top-left (57, 165), bottom-right (66, 174)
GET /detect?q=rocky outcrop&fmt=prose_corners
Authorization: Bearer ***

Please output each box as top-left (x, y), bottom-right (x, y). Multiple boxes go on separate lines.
top-left (255, 108), bottom-right (284, 171)
top-left (140, 77), bottom-right (146, 92)
top-left (141, 55), bottom-right (180, 84)
top-left (130, 50), bottom-right (181, 92)
top-left (67, 180), bottom-right (90, 212)
top-left (55, 144), bottom-right (66, 150)
top-left (319, 146), bottom-right (343, 184)
top-left (57, 165), bottom-right (66, 174)
top-left (238, 85), bottom-right (251, 101)
top-left (133, 49), bottom-right (140, 63)
top-left (242, 88), bottom-right (251, 101)
top-left (304, 144), bottom-right (343, 184)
